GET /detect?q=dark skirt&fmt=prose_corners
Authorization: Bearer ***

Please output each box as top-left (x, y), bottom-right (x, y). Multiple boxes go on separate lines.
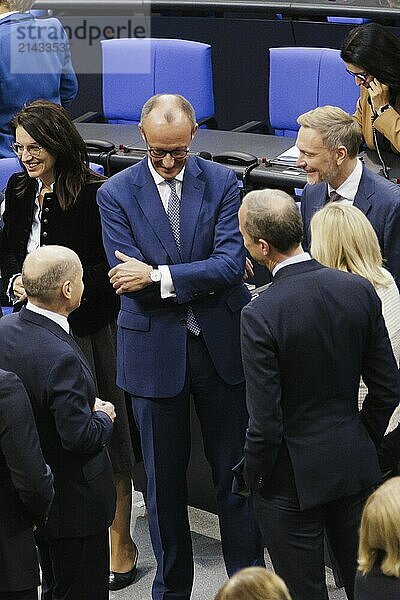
top-left (74, 321), bottom-right (136, 474)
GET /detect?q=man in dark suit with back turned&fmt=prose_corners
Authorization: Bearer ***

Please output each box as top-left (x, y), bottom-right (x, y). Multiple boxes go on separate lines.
top-left (0, 245), bottom-right (116, 600)
top-left (238, 189), bottom-right (400, 600)
top-left (297, 105), bottom-right (400, 289)
top-left (97, 93), bottom-right (264, 600)
top-left (0, 368), bottom-right (54, 600)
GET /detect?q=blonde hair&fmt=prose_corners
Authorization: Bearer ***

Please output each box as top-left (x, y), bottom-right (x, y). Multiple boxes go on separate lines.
top-left (215, 567), bottom-right (292, 600)
top-left (358, 477), bottom-right (400, 577)
top-left (297, 106), bottom-right (362, 158)
top-left (310, 203), bottom-right (390, 289)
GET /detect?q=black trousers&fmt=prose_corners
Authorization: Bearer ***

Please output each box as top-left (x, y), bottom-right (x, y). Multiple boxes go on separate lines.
top-left (36, 529), bottom-right (109, 600)
top-left (253, 487), bottom-right (372, 600)
top-left (0, 590), bottom-right (37, 600)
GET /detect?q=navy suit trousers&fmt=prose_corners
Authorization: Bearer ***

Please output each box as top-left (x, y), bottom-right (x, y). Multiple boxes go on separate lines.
top-left (132, 332), bottom-right (264, 600)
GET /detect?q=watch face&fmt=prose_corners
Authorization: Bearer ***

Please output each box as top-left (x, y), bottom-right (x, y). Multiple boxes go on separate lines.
top-left (150, 269), bottom-right (161, 283)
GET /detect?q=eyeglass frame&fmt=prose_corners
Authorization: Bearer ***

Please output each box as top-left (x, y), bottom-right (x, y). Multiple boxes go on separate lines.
top-left (345, 68), bottom-right (369, 83)
top-left (142, 133), bottom-right (190, 160)
top-left (10, 142), bottom-right (44, 157)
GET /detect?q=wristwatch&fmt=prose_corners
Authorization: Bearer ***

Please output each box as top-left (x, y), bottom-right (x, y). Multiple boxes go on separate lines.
top-left (149, 267), bottom-right (161, 283)
top-left (377, 104), bottom-right (391, 116)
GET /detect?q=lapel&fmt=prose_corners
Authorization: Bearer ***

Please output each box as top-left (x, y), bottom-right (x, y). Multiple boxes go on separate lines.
top-left (353, 166), bottom-right (373, 216)
top-left (180, 157), bottom-right (205, 261)
top-left (134, 161), bottom-right (182, 264)
top-left (310, 182), bottom-right (327, 212)
top-left (19, 307), bottom-right (95, 386)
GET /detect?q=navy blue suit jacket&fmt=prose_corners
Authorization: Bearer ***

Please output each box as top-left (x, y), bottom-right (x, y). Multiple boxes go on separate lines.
top-left (97, 156), bottom-right (250, 398)
top-left (241, 260), bottom-right (400, 510)
top-left (301, 165), bottom-right (400, 288)
top-left (0, 12), bottom-right (77, 158)
top-left (0, 369), bottom-right (53, 592)
top-left (0, 308), bottom-right (115, 539)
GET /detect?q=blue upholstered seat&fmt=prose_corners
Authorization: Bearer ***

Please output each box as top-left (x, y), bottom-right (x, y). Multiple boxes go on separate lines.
top-left (100, 38), bottom-right (215, 126)
top-left (269, 47), bottom-right (360, 138)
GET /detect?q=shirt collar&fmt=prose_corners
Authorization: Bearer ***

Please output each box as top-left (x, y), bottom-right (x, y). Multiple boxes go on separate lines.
top-left (328, 159), bottom-right (362, 201)
top-left (147, 157), bottom-right (186, 185)
top-left (272, 252), bottom-right (312, 276)
top-left (26, 301), bottom-right (70, 334)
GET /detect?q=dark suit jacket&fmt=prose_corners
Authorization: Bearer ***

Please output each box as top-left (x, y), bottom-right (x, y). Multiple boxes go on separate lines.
top-left (0, 175), bottom-right (118, 335)
top-left (0, 369), bottom-right (54, 593)
top-left (300, 165), bottom-right (400, 288)
top-left (354, 563), bottom-right (400, 599)
top-left (97, 156), bottom-right (250, 398)
top-left (0, 308), bottom-right (116, 539)
top-left (241, 260), bottom-right (400, 511)
top-left (0, 12), bottom-right (77, 158)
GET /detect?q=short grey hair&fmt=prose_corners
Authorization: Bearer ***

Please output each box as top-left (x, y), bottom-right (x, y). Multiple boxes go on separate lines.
top-left (242, 189), bottom-right (303, 252)
top-left (140, 94), bottom-right (196, 128)
top-left (22, 257), bottom-right (80, 303)
top-left (297, 106), bottom-right (362, 159)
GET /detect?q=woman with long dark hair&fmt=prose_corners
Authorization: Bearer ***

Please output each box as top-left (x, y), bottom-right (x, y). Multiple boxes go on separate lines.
top-left (341, 23), bottom-right (400, 154)
top-left (0, 100), bottom-right (138, 593)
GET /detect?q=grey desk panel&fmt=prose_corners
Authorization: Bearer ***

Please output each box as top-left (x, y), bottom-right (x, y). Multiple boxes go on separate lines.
top-left (76, 123), bottom-right (308, 188)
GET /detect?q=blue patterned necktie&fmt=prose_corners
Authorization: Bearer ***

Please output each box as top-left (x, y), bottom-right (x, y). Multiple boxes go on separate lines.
top-left (165, 179), bottom-right (201, 336)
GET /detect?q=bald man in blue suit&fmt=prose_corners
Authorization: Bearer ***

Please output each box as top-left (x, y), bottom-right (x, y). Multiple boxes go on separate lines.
top-left (97, 94), bottom-right (264, 600)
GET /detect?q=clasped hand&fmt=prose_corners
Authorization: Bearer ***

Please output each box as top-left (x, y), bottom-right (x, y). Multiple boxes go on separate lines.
top-left (108, 250), bottom-right (152, 294)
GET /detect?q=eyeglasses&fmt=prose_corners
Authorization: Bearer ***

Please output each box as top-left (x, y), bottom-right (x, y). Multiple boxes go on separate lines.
top-left (146, 146), bottom-right (190, 160)
top-left (11, 142), bottom-right (43, 157)
top-left (345, 68), bottom-right (369, 82)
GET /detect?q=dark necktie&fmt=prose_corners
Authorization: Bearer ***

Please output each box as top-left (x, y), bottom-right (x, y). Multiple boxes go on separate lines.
top-left (329, 190), bottom-right (343, 203)
top-left (165, 180), bottom-right (201, 336)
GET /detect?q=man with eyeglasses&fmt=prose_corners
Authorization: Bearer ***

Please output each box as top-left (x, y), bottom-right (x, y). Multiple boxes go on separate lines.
top-left (0, 0), bottom-right (77, 158)
top-left (97, 93), bottom-right (265, 600)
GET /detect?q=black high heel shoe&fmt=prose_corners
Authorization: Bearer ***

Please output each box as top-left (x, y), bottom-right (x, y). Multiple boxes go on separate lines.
top-left (109, 544), bottom-right (139, 591)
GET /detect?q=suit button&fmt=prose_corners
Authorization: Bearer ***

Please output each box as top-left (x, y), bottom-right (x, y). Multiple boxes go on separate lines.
top-left (44, 207), bottom-right (50, 213)
top-left (42, 231), bottom-right (48, 238)
top-left (43, 219), bottom-right (48, 225)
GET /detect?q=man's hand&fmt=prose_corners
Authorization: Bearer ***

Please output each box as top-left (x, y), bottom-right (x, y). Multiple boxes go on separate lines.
top-left (13, 275), bottom-right (27, 301)
top-left (368, 79), bottom-right (390, 112)
top-left (108, 250), bottom-right (153, 294)
top-left (243, 257), bottom-right (254, 281)
top-left (93, 397), bottom-right (116, 422)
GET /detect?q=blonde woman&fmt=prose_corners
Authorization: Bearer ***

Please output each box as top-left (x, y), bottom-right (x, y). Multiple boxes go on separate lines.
top-left (310, 202), bottom-right (400, 431)
top-left (215, 567), bottom-right (292, 600)
top-left (355, 477), bottom-right (400, 599)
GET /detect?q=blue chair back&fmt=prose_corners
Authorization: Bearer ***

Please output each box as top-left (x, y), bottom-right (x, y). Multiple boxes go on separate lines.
top-left (269, 47), bottom-right (360, 137)
top-left (0, 158), bottom-right (103, 191)
top-left (101, 38), bottom-right (215, 125)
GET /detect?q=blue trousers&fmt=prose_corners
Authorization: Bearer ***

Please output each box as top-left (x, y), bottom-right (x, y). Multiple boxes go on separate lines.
top-left (133, 332), bottom-right (264, 600)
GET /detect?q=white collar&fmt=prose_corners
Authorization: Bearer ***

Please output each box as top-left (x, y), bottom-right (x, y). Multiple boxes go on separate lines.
top-left (328, 159), bottom-right (362, 201)
top-left (147, 157), bottom-right (186, 185)
top-left (26, 301), bottom-right (70, 333)
top-left (272, 252), bottom-right (312, 276)
top-left (0, 11), bottom-right (19, 20)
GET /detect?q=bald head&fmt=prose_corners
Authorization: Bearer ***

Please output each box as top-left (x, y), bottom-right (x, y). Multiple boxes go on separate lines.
top-left (240, 189), bottom-right (303, 253)
top-left (22, 246), bottom-right (83, 312)
top-left (140, 94), bottom-right (197, 129)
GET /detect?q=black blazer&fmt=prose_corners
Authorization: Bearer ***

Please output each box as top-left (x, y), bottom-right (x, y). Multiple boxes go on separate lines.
top-left (241, 260), bottom-right (400, 510)
top-left (0, 308), bottom-right (116, 539)
top-left (0, 369), bottom-right (54, 593)
top-left (0, 175), bottom-right (118, 335)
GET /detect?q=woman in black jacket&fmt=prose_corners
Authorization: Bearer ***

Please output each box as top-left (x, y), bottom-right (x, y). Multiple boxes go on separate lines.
top-left (0, 100), bottom-right (138, 591)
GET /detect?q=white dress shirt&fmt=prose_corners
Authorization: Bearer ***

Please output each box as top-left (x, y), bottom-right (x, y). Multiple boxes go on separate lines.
top-left (272, 252), bottom-right (311, 277)
top-left (327, 158), bottom-right (363, 204)
top-left (147, 158), bottom-right (186, 298)
top-left (26, 301), bottom-right (70, 333)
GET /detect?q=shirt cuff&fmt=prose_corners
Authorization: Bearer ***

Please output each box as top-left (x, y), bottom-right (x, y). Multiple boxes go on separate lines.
top-left (159, 265), bottom-right (176, 299)
top-left (7, 273), bottom-right (21, 303)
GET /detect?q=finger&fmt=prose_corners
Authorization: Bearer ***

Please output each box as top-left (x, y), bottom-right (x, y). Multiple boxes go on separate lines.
top-left (115, 249), bottom-right (132, 262)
